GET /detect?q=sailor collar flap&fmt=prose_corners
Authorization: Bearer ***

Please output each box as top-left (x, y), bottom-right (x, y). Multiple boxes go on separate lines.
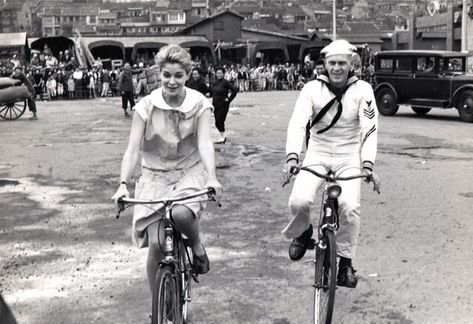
top-left (149, 88), bottom-right (201, 119)
top-left (309, 72), bottom-right (359, 134)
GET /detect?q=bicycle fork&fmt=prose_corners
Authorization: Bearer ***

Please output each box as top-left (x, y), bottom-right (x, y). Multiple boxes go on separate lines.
top-left (313, 196), bottom-right (339, 289)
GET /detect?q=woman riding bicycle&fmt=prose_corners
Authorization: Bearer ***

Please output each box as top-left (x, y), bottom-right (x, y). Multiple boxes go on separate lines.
top-left (112, 45), bottom-right (222, 294)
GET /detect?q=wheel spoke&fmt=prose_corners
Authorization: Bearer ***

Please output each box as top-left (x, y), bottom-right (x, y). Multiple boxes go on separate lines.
top-left (0, 105), bottom-right (9, 116)
top-left (12, 105), bottom-right (22, 117)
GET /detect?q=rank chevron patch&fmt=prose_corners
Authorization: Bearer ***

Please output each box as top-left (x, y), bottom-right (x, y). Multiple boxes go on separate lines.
top-left (364, 100), bottom-right (375, 119)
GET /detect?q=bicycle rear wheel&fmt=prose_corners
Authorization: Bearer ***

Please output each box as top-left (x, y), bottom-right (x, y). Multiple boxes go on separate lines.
top-left (313, 231), bottom-right (337, 324)
top-left (152, 265), bottom-right (182, 324)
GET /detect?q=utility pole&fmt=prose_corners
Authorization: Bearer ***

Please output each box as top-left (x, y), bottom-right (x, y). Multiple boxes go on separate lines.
top-left (461, 0), bottom-right (468, 51)
top-left (332, 0), bottom-right (336, 40)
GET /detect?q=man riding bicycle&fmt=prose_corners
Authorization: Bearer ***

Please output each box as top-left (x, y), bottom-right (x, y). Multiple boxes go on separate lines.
top-left (283, 40), bottom-right (381, 288)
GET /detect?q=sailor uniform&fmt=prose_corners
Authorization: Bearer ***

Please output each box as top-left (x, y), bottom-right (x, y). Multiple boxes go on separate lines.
top-left (282, 73), bottom-right (378, 259)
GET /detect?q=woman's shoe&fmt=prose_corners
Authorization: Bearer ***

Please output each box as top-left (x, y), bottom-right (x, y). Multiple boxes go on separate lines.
top-left (193, 245), bottom-right (210, 274)
top-left (214, 137), bottom-right (226, 144)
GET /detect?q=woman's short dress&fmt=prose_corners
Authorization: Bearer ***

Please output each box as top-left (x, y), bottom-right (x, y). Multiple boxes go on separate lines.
top-left (131, 87), bottom-right (214, 248)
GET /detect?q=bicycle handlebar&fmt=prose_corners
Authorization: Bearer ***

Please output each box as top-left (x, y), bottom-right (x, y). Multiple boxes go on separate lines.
top-left (116, 187), bottom-right (218, 219)
top-left (282, 166), bottom-right (370, 187)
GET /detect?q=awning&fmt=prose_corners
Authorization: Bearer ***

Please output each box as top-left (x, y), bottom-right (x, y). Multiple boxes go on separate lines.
top-left (79, 35), bottom-right (211, 49)
top-left (88, 40), bottom-right (125, 59)
top-left (131, 42), bottom-right (168, 61)
top-left (253, 41), bottom-right (290, 62)
top-left (0, 32), bottom-right (28, 48)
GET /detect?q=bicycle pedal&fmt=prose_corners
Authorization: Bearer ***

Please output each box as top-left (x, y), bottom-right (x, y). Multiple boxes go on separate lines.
top-left (307, 239), bottom-right (316, 250)
top-left (191, 273), bottom-right (200, 283)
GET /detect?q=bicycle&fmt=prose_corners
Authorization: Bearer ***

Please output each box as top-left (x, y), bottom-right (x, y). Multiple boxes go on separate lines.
top-left (116, 188), bottom-right (218, 324)
top-left (282, 165), bottom-right (371, 324)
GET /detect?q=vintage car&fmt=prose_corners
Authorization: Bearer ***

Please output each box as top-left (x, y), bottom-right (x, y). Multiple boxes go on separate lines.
top-left (373, 50), bottom-right (473, 122)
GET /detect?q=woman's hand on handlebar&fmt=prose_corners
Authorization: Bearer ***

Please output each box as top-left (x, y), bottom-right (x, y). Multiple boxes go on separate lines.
top-left (362, 169), bottom-right (381, 194)
top-left (206, 178), bottom-right (223, 202)
top-left (111, 183), bottom-right (130, 206)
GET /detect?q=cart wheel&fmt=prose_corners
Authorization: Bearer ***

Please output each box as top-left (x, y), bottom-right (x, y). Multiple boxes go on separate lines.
top-left (0, 100), bottom-right (27, 120)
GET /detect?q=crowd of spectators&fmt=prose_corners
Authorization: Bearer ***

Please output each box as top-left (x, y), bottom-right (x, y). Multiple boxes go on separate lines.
top-left (0, 44), bottom-right (375, 103)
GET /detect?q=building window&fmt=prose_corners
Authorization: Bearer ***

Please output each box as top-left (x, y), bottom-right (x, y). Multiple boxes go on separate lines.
top-left (215, 21), bottom-right (224, 30)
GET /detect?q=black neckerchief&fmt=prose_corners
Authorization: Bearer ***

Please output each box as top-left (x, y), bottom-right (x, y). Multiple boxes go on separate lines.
top-left (309, 71), bottom-right (358, 134)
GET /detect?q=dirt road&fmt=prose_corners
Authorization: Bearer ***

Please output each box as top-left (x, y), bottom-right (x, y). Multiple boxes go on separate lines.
top-left (1, 92), bottom-right (472, 324)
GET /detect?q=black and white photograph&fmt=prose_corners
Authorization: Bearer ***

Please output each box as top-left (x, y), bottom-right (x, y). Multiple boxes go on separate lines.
top-left (1, 0), bottom-right (472, 323)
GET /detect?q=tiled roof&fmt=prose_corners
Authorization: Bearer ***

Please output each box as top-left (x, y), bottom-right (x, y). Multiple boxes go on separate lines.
top-left (175, 9), bottom-right (244, 34)
top-left (242, 20), bottom-right (281, 33)
top-left (42, 7), bottom-right (62, 16)
top-left (1, 1), bottom-right (23, 11)
top-left (167, 0), bottom-right (191, 10)
top-left (97, 25), bottom-right (121, 32)
top-left (62, 6), bottom-right (99, 16)
top-left (342, 21), bottom-right (380, 33)
top-left (98, 12), bottom-right (117, 19)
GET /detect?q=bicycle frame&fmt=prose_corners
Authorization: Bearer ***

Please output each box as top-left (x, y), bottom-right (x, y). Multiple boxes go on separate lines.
top-left (282, 165), bottom-right (369, 324)
top-left (316, 181), bottom-right (340, 248)
top-left (116, 188), bottom-right (217, 323)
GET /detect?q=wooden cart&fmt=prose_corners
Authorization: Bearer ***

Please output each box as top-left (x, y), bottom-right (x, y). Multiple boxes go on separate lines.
top-left (0, 77), bottom-right (30, 121)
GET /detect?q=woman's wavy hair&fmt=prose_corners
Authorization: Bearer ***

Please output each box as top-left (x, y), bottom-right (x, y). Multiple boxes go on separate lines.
top-left (156, 44), bottom-right (192, 74)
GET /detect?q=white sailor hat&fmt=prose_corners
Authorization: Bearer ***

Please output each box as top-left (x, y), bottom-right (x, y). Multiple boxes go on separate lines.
top-left (321, 39), bottom-right (357, 57)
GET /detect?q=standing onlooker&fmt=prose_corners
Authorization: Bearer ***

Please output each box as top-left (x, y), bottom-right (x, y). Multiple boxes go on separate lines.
top-left (186, 68), bottom-right (209, 95)
top-left (11, 66), bottom-right (38, 120)
top-left (88, 71), bottom-right (96, 98)
top-left (314, 59), bottom-right (326, 78)
top-left (32, 69), bottom-right (44, 100)
top-left (110, 68), bottom-right (119, 96)
top-left (72, 67), bottom-right (83, 99)
top-left (135, 62), bottom-right (148, 97)
top-left (82, 68), bottom-right (89, 98)
top-left (210, 67), bottom-right (238, 144)
top-left (118, 63), bottom-right (135, 117)
top-left (67, 74), bottom-right (75, 99)
top-left (101, 68), bottom-right (110, 97)
top-left (42, 44), bottom-right (52, 57)
top-left (46, 75), bottom-right (57, 100)
top-left (30, 53), bottom-right (40, 68)
top-left (10, 54), bottom-right (21, 69)
top-left (56, 69), bottom-right (65, 99)
top-left (237, 65), bottom-right (249, 92)
top-left (58, 51), bottom-right (65, 64)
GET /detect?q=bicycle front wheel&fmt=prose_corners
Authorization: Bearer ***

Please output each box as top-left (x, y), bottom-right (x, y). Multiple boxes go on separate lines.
top-left (313, 231), bottom-right (337, 324)
top-left (179, 242), bottom-right (192, 324)
top-left (152, 265), bottom-right (182, 324)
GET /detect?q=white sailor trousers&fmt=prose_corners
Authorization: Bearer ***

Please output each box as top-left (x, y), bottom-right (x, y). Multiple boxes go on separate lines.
top-left (282, 153), bottom-right (361, 259)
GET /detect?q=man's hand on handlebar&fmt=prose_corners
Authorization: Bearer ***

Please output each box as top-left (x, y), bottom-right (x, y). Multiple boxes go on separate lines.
top-left (286, 159), bottom-right (299, 177)
top-left (362, 169), bottom-right (381, 194)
